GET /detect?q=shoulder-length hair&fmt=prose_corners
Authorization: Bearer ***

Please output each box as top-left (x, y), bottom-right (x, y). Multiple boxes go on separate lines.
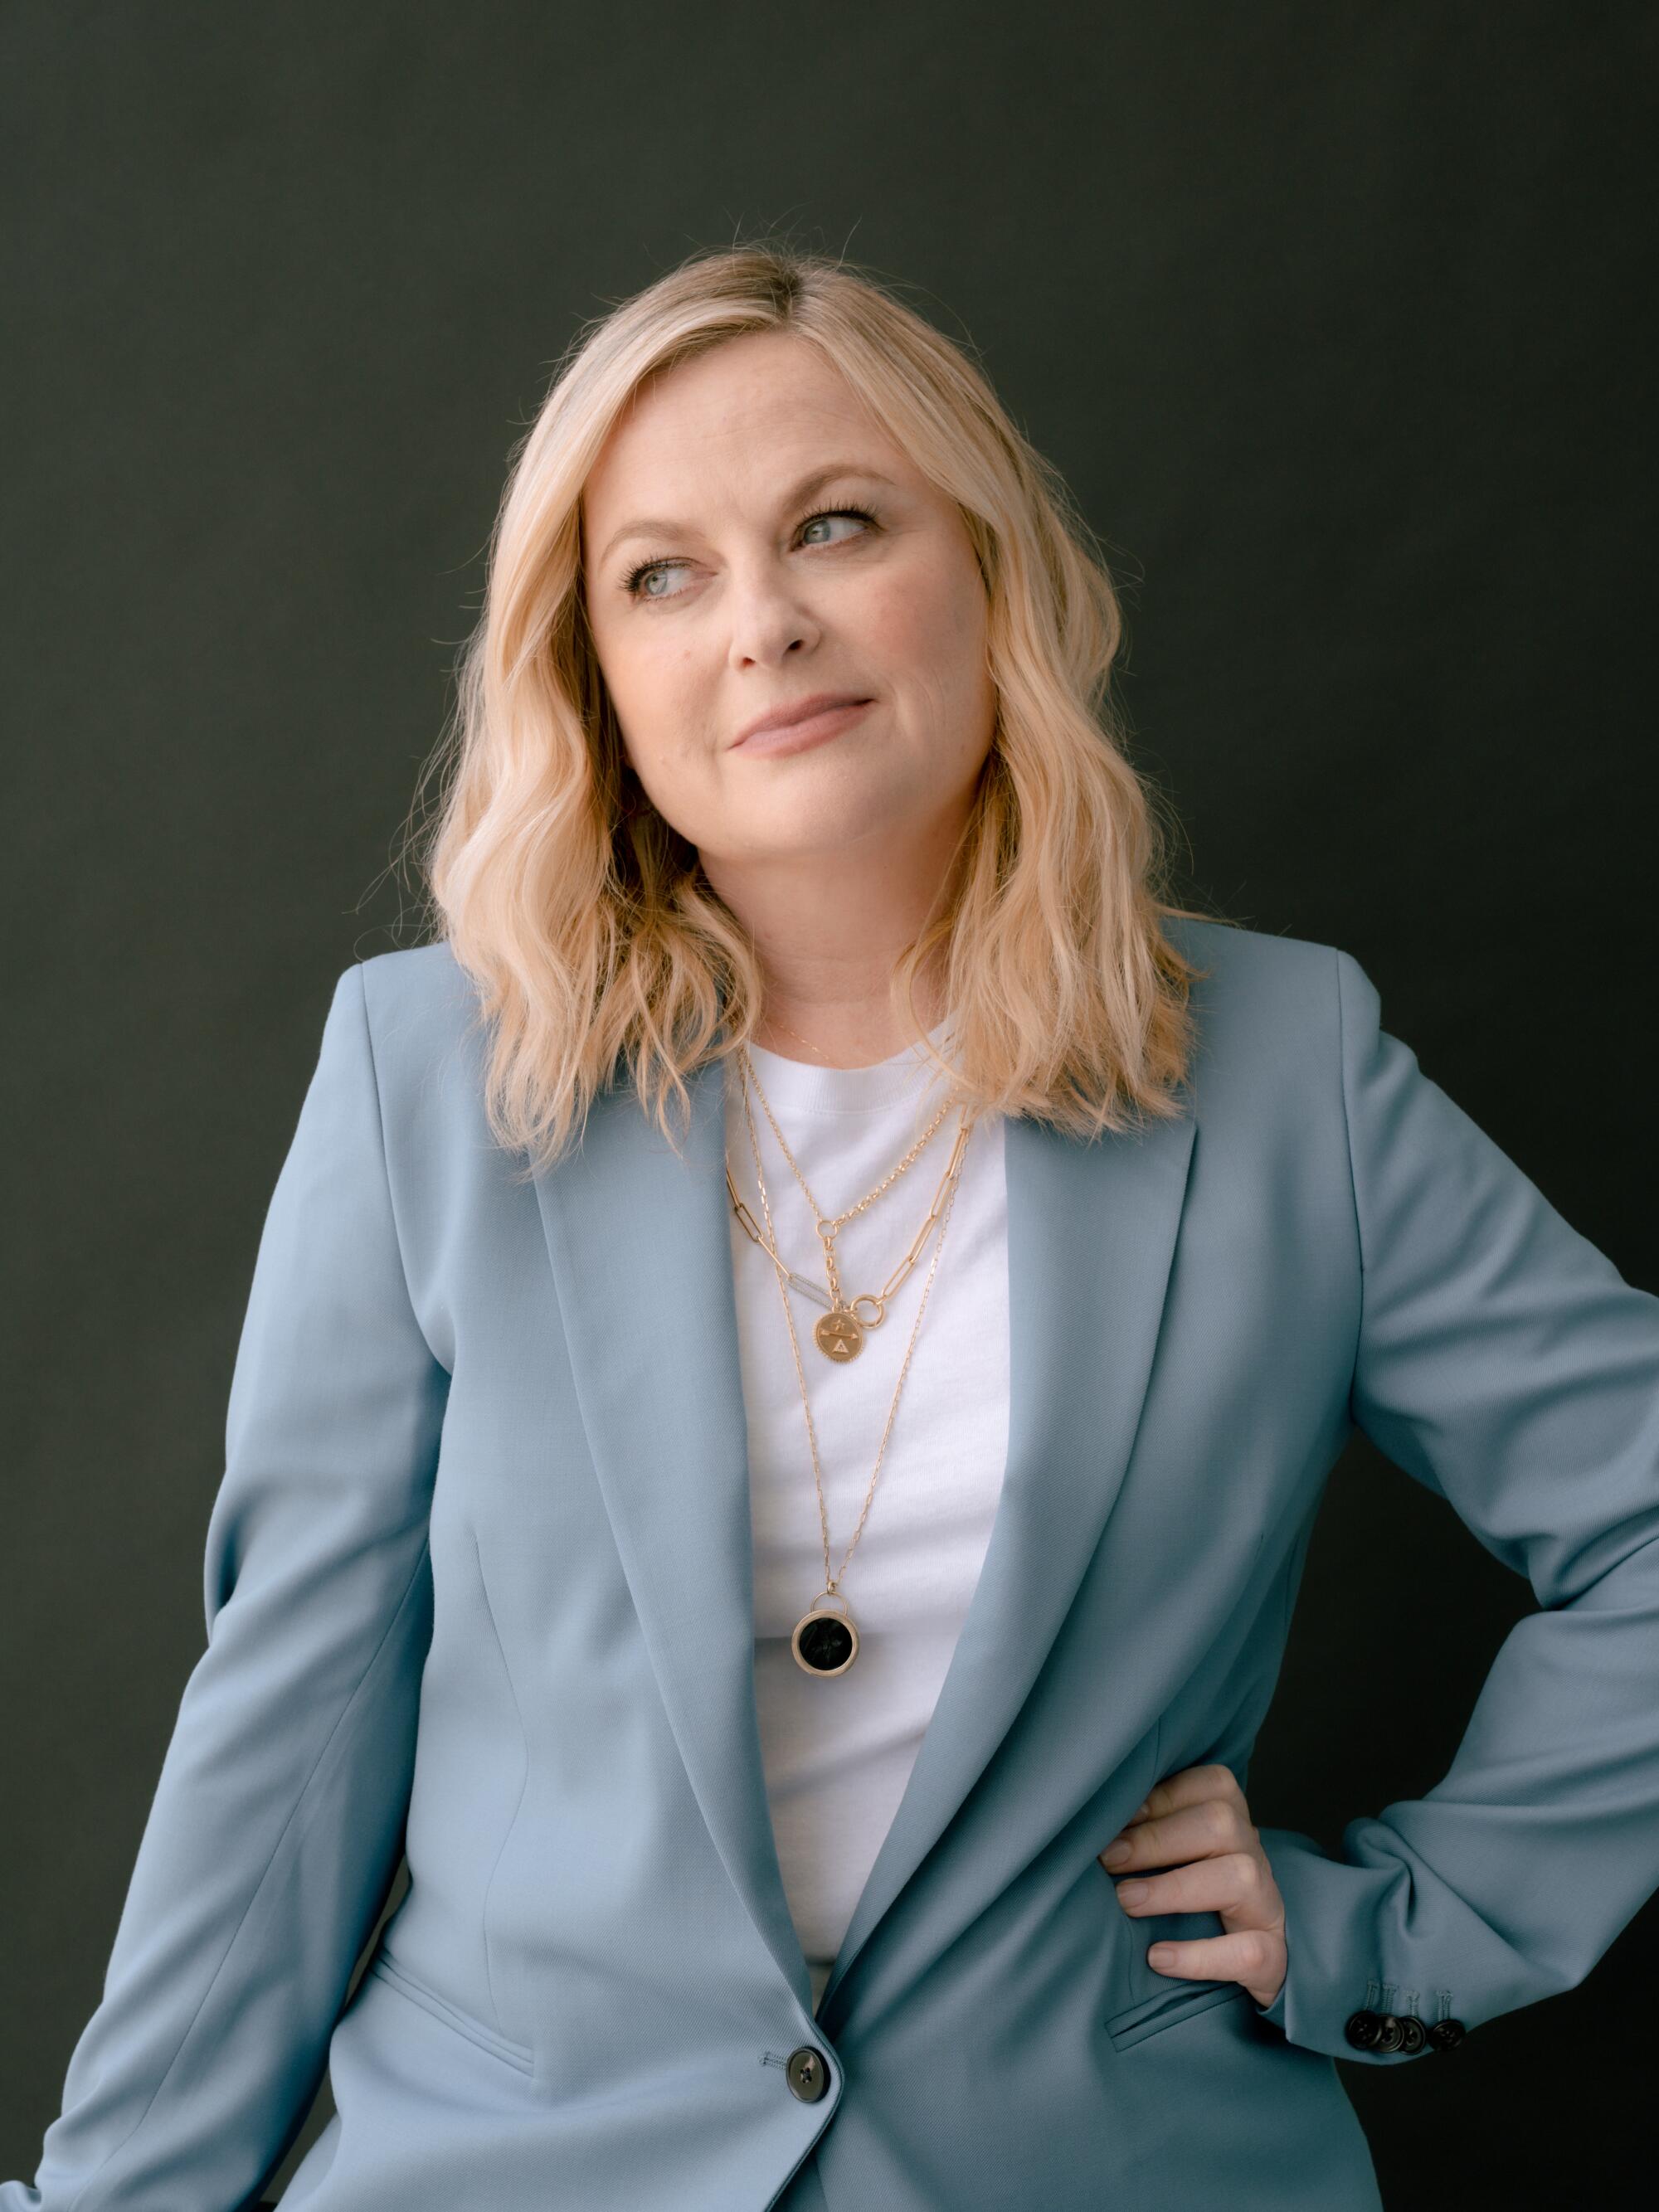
top-left (396, 237), bottom-right (1234, 1181)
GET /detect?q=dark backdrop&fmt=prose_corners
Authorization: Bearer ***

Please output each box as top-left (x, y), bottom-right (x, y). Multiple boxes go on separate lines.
top-left (3, 3), bottom-right (1655, 2204)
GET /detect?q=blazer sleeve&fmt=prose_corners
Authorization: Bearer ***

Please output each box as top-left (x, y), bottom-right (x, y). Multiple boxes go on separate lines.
top-left (1251, 945), bottom-right (1659, 2063)
top-left (2, 962), bottom-right (449, 2210)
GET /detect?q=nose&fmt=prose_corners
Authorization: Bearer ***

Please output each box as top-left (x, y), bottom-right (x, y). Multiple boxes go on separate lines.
top-left (725, 557), bottom-right (822, 669)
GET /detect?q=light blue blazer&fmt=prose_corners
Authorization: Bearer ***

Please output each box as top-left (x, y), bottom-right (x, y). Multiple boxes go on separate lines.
top-left (7, 915), bottom-right (1657, 2212)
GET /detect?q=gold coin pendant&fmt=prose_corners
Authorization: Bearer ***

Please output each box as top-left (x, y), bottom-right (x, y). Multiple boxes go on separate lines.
top-left (813, 1305), bottom-right (866, 1361)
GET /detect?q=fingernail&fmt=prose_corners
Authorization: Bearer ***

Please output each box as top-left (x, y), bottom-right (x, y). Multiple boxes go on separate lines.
top-left (1117, 1879), bottom-right (1150, 1904)
top-left (1102, 1840), bottom-right (1131, 1865)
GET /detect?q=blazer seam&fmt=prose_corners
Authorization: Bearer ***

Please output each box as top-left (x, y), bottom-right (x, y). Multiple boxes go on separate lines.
top-left (63, 1531), bottom-right (435, 2212)
top-left (470, 1524), bottom-right (532, 2044)
top-left (1332, 948), bottom-right (1366, 1392)
top-left (350, 960), bottom-right (446, 1374)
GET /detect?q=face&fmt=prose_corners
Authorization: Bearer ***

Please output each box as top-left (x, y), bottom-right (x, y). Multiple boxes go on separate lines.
top-left (579, 332), bottom-right (997, 889)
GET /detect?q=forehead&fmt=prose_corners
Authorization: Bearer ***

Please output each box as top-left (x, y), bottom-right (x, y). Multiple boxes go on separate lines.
top-left (581, 333), bottom-right (907, 527)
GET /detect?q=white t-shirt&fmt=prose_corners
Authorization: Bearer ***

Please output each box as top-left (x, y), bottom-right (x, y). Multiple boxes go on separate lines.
top-left (723, 1021), bottom-right (1011, 2015)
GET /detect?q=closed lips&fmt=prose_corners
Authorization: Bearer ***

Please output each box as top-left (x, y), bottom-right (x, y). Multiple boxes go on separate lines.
top-left (735, 694), bottom-right (870, 746)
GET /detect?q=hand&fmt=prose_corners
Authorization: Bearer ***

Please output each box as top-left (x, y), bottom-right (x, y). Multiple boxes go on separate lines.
top-left (1097, 1762), bottom-right (1287, 2011)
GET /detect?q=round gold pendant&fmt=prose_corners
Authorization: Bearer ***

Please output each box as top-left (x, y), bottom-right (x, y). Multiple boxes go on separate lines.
top-left (791, 1593), bottom-right (859, 1676)
top-left (814, 1305), bottom-right (865, 1361)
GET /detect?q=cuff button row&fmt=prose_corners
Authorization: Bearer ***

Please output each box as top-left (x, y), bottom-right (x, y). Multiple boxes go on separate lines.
top-left (1345, 2009), bottom-right (1466, 2054)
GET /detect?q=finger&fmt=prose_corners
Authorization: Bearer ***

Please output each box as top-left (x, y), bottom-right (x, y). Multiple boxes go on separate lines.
top-left (1142, 1763), bottom-right (1246, 1820)
top-left (1098, 1794), bottom-right (1159, 1862)
top-left (1100, 1794), bottom-right (1251, 1873)
top-left (1144, 1928), bottom-right (1283, 1988)
top-left (1113, 1764), bottom-right (1247, 1854)
top-left (1112, 1848), bottom-right (1267, 1918)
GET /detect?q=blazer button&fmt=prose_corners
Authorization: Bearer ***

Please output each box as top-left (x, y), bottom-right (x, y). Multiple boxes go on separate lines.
top-left (786, 2046), bottom-right (831, 2102)
top-left (1344, 2010), bottom-right (1383, 2050)
top-left (1398, 2015), bottom-right (1427, 2054)
top-left (1428, 2017), bottom-right (1467, 2051)
top-left (1371, 2012), bottom-right (1406, 2053)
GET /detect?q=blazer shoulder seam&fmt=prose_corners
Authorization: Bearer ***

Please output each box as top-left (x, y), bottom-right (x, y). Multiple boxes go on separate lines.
top-left (1331, 946), bottom-right (1366, 1328)
top-left (347, 960), bottom-right (444, 1371)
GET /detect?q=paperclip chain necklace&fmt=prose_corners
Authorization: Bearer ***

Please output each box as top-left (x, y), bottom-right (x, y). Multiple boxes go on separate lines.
top-left (727, 1040), bottom-right (975, 1676)
top-left (726, 1015), bottom-right (959, 1360)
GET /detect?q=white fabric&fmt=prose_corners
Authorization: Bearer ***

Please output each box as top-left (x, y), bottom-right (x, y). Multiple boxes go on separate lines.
top-left (723, 1020), bottom-right (1011, 2015)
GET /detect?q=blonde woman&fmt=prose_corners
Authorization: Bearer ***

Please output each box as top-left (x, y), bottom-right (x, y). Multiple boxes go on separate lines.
top-left (7, 242), bottom-right (1656, 2212)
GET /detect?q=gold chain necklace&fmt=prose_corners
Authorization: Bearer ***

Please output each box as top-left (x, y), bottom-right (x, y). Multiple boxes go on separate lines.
top-left (727, 1016), bottom-right (959, 1361)
top-left (727, 1044), bottom-right (975, 1676)
top-left (727, 1089), bottom-right (958, 1360)
top-left (752, 1011), bottom-right (839, 1057)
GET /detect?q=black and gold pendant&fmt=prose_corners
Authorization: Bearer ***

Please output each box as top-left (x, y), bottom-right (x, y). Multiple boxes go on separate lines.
top-left (791, 1593), bottom-right (859, 1676)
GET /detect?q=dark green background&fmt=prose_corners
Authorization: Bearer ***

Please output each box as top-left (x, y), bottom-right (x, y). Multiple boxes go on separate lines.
top-left (4, 2), bottom-right (1654, 2201)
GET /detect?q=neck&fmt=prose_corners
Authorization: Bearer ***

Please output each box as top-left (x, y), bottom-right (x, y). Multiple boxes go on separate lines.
top-left (749, 1005), bottom-right (936, 1070)
top-left (746, 950), bottom-right (949, 1070)
top-left (702, 821), bottom-right (961, 1071)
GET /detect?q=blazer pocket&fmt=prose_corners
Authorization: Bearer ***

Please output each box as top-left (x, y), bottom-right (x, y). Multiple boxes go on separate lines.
top-left (1104, 1977), bottom-right (1249, 2053)
top-left (365, 1947), bottom-right (535, 2074)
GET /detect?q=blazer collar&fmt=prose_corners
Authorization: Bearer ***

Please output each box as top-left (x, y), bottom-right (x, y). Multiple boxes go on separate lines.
top-left (531, 1014), bottom-right (1197, 2022)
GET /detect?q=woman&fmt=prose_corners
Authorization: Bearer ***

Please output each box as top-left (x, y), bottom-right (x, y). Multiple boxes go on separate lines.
top-left (7, 241), bottom-right (1656, 2212)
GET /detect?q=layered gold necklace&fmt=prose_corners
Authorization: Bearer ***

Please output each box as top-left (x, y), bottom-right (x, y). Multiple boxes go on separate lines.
top-left (724, 1014), bottom-right (976, 1676)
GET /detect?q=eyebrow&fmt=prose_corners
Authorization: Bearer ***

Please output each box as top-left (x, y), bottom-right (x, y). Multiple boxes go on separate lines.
top-left (593, 461), bottom-right (898, 571)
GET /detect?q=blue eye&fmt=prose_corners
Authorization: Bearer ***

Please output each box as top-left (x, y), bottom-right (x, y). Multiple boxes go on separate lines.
top-left (798, 507), bottom-right (876, 547)
top-left (620, 503), bottom-right (878, 602)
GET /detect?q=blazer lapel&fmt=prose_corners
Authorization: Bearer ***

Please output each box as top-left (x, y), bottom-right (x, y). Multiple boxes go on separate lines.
top-left (533, 1047), bottom-right (814, 2001)
top-left (815, 1081), bottom-right (1198, 2014)
top-left (533, 1033), bottom-right (1198, 2019)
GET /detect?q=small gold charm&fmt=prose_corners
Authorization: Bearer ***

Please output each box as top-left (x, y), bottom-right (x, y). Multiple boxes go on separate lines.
top-left (813, 1305), bottom-right (865, 1361)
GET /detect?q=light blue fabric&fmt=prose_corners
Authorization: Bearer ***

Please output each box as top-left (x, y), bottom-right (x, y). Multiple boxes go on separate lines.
top-left (7, 914), bottom-right (1657, 2211)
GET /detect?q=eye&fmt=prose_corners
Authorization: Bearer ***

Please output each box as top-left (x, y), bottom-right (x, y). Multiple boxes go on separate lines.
top-left (620, 554), bottom-right (687, 603)
top-left (798, 506), bottom-right (876, 548)
top-left (619, 504), bottom-right (878, 604)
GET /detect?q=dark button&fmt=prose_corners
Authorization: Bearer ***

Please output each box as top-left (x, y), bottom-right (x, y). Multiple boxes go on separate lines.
top-left (1428, 2017), bottom-right (1467, 2051)
top-left (1344, 2009), bottom-right (1383, 2050)
top-left (1398, 2015), bottom-right (1427, 2054)
top-left (786, 2045), bottom-right (830, 2103)
top-left (1372, 2011), bottom-right (1406, 2052)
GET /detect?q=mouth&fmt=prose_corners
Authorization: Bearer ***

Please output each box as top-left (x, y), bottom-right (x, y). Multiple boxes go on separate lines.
top-left (732, 695), bottom-right (874, 757)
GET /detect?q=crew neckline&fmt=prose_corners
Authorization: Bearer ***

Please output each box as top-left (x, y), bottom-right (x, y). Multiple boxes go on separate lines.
top-left (732, 1018), bottom-right (957, 1117)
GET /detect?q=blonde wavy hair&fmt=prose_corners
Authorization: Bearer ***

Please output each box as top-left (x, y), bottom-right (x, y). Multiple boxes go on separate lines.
top-left (394, 237), bottom-right (1234, 1180)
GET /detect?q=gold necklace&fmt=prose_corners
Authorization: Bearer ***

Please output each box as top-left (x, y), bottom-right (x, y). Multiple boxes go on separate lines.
top-left (729, 1047), bottom-right (976, 1676)
top-left (736, 1045), bottom-right (958, 1361)
top-left (752, 1011), bottom-right (836, 1058)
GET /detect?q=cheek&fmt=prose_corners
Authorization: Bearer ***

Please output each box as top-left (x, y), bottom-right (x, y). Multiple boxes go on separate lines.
top-left (861, 565), bottom-right (990, 733)
top-left (864, 572), bottom-right (975, 679)
top-left (603, 641), bottom-right (711, 775)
